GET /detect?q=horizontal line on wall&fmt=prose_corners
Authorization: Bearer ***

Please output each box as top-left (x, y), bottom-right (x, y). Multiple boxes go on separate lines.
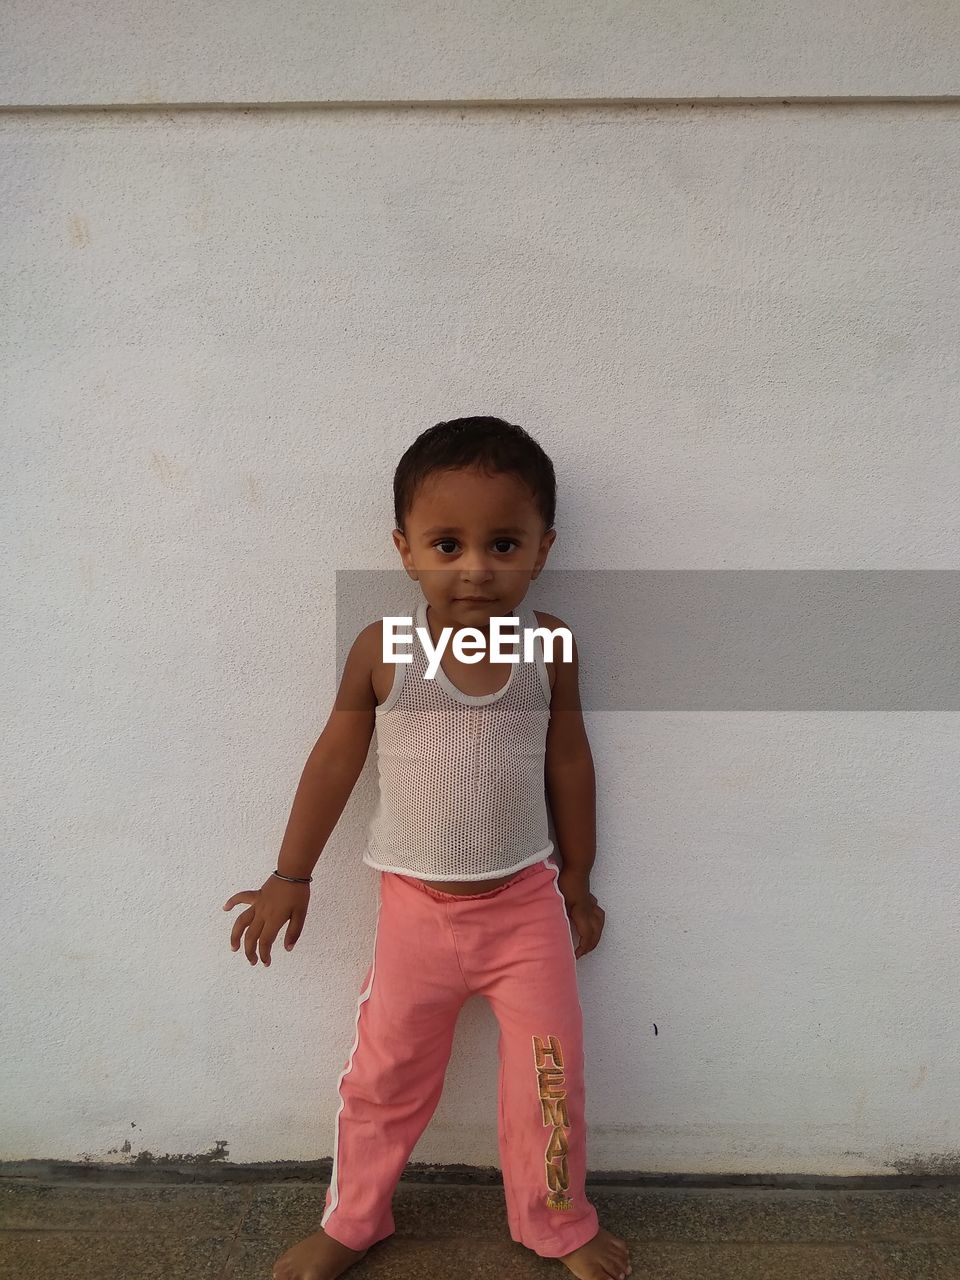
top-left (1, 95), bottom-right (960, 116)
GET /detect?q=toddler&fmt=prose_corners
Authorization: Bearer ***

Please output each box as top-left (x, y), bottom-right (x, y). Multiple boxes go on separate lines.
top-left (223, 417), bottom-right (632, 1280)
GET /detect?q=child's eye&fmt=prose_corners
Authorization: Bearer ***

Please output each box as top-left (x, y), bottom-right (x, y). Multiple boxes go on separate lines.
top-left (432, 539), bottom-right (519, 555)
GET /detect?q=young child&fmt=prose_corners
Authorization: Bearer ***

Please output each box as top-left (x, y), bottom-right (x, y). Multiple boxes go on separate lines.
top-left (223, 417), bottom-right (632, 1280)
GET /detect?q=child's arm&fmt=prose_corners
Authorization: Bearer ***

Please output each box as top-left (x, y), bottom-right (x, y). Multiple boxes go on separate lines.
top-left (541, 615), bottom-right (605, 959)
top-left (221, 622), bottom-right (379, 967)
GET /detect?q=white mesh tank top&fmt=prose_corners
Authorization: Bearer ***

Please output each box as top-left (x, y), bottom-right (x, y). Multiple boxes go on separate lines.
top-left (363, 597), bottom-right (555, 881)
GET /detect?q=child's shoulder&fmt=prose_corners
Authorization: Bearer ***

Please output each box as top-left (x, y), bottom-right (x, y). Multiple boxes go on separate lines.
top-left (530, 607), bottom-right (567, 629)
top-left (528, 609), bottom-right (576, 694)
top-left (354, 616), bottom-right (402, 709)
top-left (331, 618), bottom-right (382, 711)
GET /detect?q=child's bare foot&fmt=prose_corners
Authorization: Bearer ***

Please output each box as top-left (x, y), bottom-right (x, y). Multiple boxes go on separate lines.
top-left (271, 1227), bottom-right (369, 1280)
top-left (557, 1225), bottom-right (632, 1280)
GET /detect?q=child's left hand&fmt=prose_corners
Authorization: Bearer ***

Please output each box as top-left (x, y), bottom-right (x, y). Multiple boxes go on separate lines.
top-left (557, 870), bottom-right (605, 958)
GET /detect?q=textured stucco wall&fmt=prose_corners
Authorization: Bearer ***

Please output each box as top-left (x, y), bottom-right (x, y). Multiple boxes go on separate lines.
top-left (4, 5), bottom-right (960, 1176)
top-left (2, 0), bottom-right (960, 103)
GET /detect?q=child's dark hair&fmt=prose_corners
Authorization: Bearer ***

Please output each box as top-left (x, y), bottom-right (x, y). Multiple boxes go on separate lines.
top-left (394, 417), bottom-right (556, 534)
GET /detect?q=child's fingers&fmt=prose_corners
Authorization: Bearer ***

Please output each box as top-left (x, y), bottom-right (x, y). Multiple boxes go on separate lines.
top-left (573, 908), bottom-right (604, 958)
top-left (244, 916), bottom-right (266, 965)
top-left (222, 890), bottom-right (257, 912)
top-left (230, 906), bottom-right (255, 952)
top-left (284, 912), bottom-right (306, 951)
top-left (259, 926), bottom-right (279, 967)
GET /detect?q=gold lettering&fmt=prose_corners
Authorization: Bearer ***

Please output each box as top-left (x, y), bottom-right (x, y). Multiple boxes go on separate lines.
top-left (545, 1128), bottom-right (569, 1161)
top-left (540, 1097), bottom-right (569, 1127)
top-left (546, 1156), bottom-right (570, 1191)
top-left (532, 1034), bottom-right (564, 1069)
top-left (532, 1034), bottom-right (573, 1211)
top-left (537, 1067), bottom-right (566, 1097)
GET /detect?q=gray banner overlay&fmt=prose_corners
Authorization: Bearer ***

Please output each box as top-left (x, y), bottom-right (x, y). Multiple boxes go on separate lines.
top-left (336, 570), bottom-right (960, 710)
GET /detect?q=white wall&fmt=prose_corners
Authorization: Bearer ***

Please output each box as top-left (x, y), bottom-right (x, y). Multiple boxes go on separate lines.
top-left (3, 0), bottom-right (960, 102)
top-left (4, 3), bottom-right (960, 1175)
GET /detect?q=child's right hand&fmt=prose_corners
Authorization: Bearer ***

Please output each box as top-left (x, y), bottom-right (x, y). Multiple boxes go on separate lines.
top-left (222, 875), bottom-right (310, 967)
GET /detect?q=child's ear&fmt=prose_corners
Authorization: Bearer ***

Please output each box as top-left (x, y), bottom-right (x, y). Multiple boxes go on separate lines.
top-left (532, 527), bottom-right (557, 577)
top-left (392, 529), bottom-right (418, 579)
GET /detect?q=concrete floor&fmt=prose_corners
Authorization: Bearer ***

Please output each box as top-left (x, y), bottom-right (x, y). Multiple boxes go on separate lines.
top-left (2, 1176), bottom-right (960, 1279)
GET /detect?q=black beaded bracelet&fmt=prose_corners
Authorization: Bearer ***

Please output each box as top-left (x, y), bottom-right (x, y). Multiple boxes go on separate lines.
top-left (272, 870), bottom-right (312, 884)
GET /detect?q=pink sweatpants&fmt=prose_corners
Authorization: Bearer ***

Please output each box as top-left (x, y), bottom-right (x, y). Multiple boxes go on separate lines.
top-left (320, 854), bottom-right (600, 1258)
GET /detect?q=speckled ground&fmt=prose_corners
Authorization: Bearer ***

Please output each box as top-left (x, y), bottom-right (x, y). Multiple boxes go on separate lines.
top-left (2, 1176), bottom-right (960, 1279)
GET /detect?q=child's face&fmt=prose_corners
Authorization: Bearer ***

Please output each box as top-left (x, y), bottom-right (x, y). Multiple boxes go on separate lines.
top-left (392, 465), bottom-right (556, 619)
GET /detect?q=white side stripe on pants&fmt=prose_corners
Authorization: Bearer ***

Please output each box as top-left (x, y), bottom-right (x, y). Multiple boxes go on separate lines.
top-left (321, 889), bottom-right (384, 1229)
